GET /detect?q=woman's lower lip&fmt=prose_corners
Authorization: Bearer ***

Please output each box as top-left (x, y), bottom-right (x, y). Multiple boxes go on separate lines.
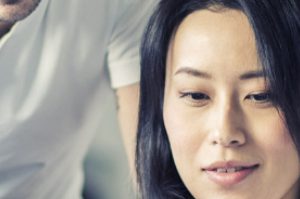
top-left (204, 167), bottom-right (258, 187)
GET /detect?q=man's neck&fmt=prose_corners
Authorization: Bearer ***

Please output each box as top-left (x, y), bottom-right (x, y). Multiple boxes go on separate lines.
top-left (0, 22), bottom-right (14, 39)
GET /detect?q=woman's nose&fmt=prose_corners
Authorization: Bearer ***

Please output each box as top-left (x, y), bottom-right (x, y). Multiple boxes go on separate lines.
top-left (209, 101), bottom-right (246, 148)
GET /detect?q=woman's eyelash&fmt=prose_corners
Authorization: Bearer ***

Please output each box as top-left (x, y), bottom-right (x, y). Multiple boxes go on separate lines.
top-left (179, 92), bottom-right (209, 100)
top-left (178, 91), bottom-right (273, 107)
top-left (246, 92), bottom-right (273, 102)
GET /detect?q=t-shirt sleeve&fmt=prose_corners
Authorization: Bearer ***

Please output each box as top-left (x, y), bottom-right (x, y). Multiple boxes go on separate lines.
top-left (107, 0), bottom-right (156, 88)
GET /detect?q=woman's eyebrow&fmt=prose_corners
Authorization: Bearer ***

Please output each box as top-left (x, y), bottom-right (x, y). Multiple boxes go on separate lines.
top-left (239, 70), bottom-right (264, 80)
top-left (174, 67), bottom-right (212, 79)
top-left (174, 67), bottom-right (264, 80)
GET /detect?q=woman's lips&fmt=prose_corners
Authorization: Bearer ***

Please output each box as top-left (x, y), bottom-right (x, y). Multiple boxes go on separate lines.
top-left (202, 162), bottom-right (259, 187)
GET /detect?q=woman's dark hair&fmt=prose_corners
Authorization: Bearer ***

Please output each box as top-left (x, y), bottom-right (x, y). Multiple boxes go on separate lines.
top-left (136, 0), bottom-right (300, 198)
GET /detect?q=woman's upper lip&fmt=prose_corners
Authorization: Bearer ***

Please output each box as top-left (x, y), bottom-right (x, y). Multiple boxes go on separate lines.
top-left (202, 161), bottom-right (259, 171)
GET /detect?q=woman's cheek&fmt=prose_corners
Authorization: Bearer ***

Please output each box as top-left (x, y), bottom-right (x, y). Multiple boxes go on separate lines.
top-left (250, 110), bottom-right (294, 154)
top-left (164, 104), bottom-right (204, 162)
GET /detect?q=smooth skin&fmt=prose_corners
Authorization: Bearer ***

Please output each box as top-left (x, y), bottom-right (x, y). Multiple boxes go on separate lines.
top-left (163, 9), bottom-right (300, 199)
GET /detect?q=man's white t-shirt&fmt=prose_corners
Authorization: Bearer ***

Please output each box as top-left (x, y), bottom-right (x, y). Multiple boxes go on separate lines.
top-left (0, 0), bottom-right (155, 198)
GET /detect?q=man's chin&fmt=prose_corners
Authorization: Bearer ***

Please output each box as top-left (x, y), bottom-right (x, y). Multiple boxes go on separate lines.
top-left (0, 0), bottom-right (21, 6)
top-left (0, 0), bottom-right (41, 24)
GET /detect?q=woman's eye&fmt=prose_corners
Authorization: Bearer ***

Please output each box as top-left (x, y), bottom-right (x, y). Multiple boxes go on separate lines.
top-left (246, 92), bottom-right (272, 103)
top-left (179, 92), bottom-right (210, 107)
top-left (180, 92), bottom-right (209, 100)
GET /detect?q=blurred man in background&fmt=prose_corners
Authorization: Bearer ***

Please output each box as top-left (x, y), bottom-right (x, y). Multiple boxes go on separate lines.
top-left (0, 0), bottom-right (155, 198)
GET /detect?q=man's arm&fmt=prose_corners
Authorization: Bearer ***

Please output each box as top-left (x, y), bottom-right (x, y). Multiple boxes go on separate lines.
top-left (108, 0), bottom-right (157, 184)
top-left (116, 83), bottom-right (139, 180)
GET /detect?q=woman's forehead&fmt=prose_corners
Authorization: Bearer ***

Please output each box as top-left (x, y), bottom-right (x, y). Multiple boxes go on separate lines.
top-left (167, 9), bottom-right (260, 76)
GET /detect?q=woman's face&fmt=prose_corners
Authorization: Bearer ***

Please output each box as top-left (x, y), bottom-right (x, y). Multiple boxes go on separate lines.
top-left (163, 9), bottom-right (300, 199)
